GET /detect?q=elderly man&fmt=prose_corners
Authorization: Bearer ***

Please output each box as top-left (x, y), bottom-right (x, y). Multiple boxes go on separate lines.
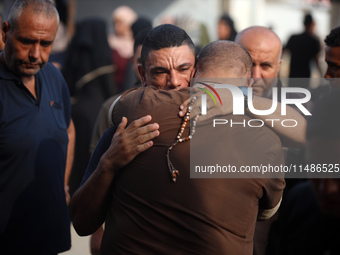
top-left (235, 26), bottom-right (282, 98)
top-left (0, 0), bottom-right (75, 254)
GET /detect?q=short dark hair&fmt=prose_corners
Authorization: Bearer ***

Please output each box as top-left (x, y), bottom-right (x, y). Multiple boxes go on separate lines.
top-left (324, 26), bottom-right (340, 47)
top-left (303, 13), bottom-right (313, 28)
top-left (140, 24), bottom-right (196, 67)
top-left (307, 89), bottom-right (340, 139)
top-left (196, 40), bottom-right (253, 78)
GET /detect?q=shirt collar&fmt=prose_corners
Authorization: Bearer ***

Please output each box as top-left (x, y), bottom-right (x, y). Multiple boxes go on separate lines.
top-left (0, 61), bottom-right (20, 81)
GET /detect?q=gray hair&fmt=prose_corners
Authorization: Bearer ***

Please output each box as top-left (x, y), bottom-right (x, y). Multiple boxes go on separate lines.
top-left (8, 0), bottom-right (59, 30)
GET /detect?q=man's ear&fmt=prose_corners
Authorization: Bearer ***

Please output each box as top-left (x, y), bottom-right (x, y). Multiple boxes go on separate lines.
top-left (192, 66), bottom-right (198, 79)
top-left (137, 64), bottom-right (147, 87)
top-left (2, 21), bottom-right (9, 43)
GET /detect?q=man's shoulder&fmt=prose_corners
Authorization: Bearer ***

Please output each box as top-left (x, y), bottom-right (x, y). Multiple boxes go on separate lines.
top-left (39, 62), bottom-right (68, 89)
top-left (287, 33), bottom-right (299, 43)
top-left (0, 62), bottom-right (17, 81)
top-left (38, 62), bottom-right (66, 83)
top-left (40, 62), bottom-right (62, 75)
top-left (119, 86), bottom-right (190, 105)
top-left (112, 87), bottom-right (191, 127)
top-left (229, 116), bottom-right (284, 166)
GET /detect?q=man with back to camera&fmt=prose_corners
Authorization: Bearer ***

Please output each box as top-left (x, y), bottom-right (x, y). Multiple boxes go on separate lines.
top-left (0, 0), bottom-right (75, 254)
top-left (70, 23), bottom-right (308, 253)
top-left (81, 23), bottom-right (300, 253)
top-left (80, 40), bottom-right (286, 255)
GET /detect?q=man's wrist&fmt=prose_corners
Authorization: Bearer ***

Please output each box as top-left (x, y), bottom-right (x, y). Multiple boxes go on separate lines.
top-left (98, 154), bottom-right (117, 177)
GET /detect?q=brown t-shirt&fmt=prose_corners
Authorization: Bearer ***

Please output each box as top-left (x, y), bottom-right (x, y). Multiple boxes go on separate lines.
top-left (102, 87), bottom-right (285, 255)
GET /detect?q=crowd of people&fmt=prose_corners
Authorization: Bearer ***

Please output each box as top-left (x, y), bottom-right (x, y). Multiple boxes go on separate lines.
top-left (1, 0), bottom-right (340, 254)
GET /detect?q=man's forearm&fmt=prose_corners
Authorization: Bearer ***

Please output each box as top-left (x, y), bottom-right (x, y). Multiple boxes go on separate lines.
top-left (70, 116), bottom-right (160, 236)
top-left (70, 156), bottom-right (115, 236)
top-left (65, 119), bottom-right (75, 185)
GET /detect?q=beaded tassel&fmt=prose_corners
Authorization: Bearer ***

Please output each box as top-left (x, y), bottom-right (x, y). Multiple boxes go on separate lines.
top-left (166, 97), bottom-right (199, 182)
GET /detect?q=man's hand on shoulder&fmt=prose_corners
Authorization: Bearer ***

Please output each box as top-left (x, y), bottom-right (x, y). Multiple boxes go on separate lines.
top-left (101, 115), bottom-right (160, 171)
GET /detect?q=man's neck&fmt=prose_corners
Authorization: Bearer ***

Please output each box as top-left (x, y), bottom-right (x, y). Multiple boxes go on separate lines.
top-left (0, 52), bottom-right (37, 99)
top-left (0, 51), bottom-right (6, 67)
top-left (22, 75), bottom-right (37, 99)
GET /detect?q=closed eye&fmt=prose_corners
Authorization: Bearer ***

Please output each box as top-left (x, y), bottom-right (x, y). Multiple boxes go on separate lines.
top-left (177, 63), bottom-right (192, 72)
top-left (19, 38), bottom-right (35, 45)
top-left (151, 67), bottom-right (169, 75)
top-left (40, 41), bottom-right (53, 47)
top-left (178, 67), bottom-right (190, 72)
top-left (261, 63), bottom-right (272, 70)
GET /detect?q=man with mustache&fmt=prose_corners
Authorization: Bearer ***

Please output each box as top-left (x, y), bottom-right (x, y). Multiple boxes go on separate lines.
top-left (0, 0), bottom-right (75, 254)
top-left (235, 26), bottom-right (282, 98)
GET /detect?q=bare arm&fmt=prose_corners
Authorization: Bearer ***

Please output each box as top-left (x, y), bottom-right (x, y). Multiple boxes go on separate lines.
top-left (65, 119), bottom-right (75, 205)
top-left (90, 226), bottom-right (104, 255)
top-left (70, 116), bottom-right (159, 236)
top-left (65, 119), bottom-right (75, 185)
top-left (66, 0), bottom-right (77, 42)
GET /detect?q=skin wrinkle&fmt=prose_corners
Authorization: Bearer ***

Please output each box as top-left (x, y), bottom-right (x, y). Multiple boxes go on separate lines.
top-left (3, 9), bottom-right (58, 82)
top-left (236, 27), bottom-right (282, 97)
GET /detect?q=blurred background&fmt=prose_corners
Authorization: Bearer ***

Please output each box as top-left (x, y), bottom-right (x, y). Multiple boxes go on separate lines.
top-left (0, 0), bottom-right (337, 43)
top-left (1, 0), bottom-right (338, 78)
